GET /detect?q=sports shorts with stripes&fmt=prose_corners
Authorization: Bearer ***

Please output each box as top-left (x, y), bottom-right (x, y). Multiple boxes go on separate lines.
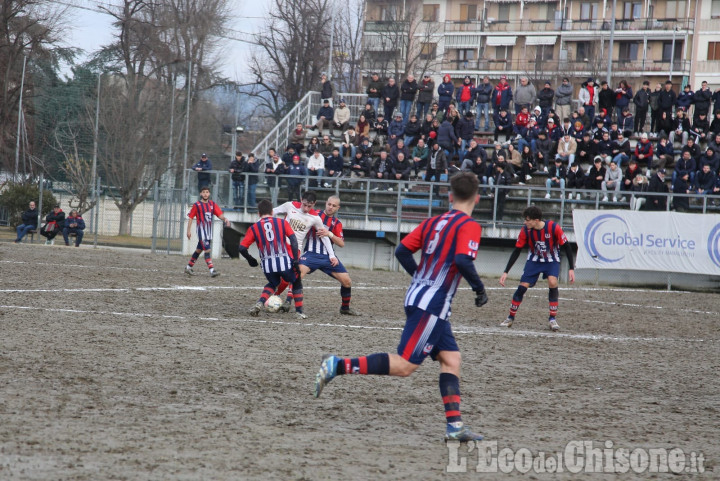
top-left (520, 260), bottom-right (560, 286)
top-left (397, 306), bottom-right (458, 365)
top-left (264, 269), bottom-right (297, 288)
top-left (195, 239), bottom-right (211, 251)
top-left (299, 251), bottom-right (347, 276)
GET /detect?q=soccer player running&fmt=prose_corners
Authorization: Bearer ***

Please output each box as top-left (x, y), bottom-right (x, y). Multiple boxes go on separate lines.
top-left (499, 205), bottom-right (575, 331)
top-left (185, 186), bottom-right (230, 277)
top-left (238, 199), bottom-right (307, 319)
top-left (298, 195), bottom-right (361, 316)
top-left (314, 172), bottom-right (489, 442)
top-left (272, 191), bottom-right (337, 312)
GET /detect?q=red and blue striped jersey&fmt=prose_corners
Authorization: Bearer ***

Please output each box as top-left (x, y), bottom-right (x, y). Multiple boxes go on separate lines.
top-left (516, 220), bottom-right (567, 263)
top-left (305, 212), bottom-right (343, 255)
top-left (188, 200), bottom-right (223, 241)
top-left (401, 210), bottom-right (482, 319)
top-left (241, 217), bottom-right (295, 273)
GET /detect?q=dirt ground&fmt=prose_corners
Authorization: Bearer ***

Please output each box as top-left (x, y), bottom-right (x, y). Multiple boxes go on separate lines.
top-left (0, 244), bottom-right (718, 480)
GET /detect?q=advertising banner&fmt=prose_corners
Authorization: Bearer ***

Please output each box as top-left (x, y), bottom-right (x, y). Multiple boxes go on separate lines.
top-left (573, 210), bottom-right (720, 276)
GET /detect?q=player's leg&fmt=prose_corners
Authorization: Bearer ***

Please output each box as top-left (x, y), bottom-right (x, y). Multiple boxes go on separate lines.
top-left (500, 281), bottom-right (531, 327)
top-left (185, 242), bottom-right (203, 275)
top-left (249, 272), bottom-right (281, 316)
top-left (284, 269), bottom-right (306, 319)
top-left (330, 270), bottom-right (361, 316)
top-left (546, 272), bottom-right (561, 331)
top-left (436, 349), bottom-right (483, 441)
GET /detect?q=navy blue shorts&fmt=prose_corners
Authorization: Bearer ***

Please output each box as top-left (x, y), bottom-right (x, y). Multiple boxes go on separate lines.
top-left (299, 251), bottom-right (347, 276)
top-left (397, 307), bottom-right (458, 365)
top-left (264, 269), bottom-right (297, 288)
top-left (520, 261), bottom-right (560, 286)
top-left (195, 239), bottom-right (211, 251)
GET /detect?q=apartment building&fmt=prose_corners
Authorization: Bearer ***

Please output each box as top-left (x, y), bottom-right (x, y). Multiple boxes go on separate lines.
top-left (363, 0), bottom-right (720, 94)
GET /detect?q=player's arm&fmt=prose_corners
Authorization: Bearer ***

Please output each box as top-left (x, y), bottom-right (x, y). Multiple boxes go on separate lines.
top-left (238, 230), bottom-right (259, 267)
top-left (454, 221), bottom-right (488, 306)
top-left (499, 248), bottom-right (522, 287)
top-left (319, 223), bottom-right (345, 248)
top-left (562, 240), bottom-right (575, 283)
top-left (394, 223), bottom-right (423, 276)
top-left (272, 202), bottom-right (290, 217)
top-left (287, 233), bottom-right (299, 265)
top-left (314, 217), bottom-right (338, 262)
top-left (213, 203), bottom-right (231, 227)
top-left (186, 206), bottom-right (197, 239)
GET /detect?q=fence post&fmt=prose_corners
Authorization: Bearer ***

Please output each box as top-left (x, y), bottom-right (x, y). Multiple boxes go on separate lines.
top-left (93, 177), bottom-right (101, 248)
top-left (151, 181), bottom-right (159, 254)
top-left (37, 173), bottom-right (44, 230)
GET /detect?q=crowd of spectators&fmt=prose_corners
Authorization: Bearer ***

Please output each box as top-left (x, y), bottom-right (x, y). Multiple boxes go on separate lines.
top-left (13, 202), bottom-right (86, 246)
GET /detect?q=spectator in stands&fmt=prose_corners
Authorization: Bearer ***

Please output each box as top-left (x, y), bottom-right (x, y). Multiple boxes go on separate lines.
top-left (654, 136), bottom-right (675, 170)
top-left (608, 121), bottom-right (620, 141)
top-left (399, 74), bottom-right (418, 124)
top-left (591, 117), bottom-right (608, 143)
top-left (430, 102), bottom-right (442, 120)
top-left (311, 99), bottom-right (334, 133)
top-left (518, 144), bottom-right (535, 182)
top-left (596, 131), bottom-right (614, 164)
top-left (676, 84), bottom-right (694, 112)
top-left (694, 163), bottom-right (717, 197)
top-left (545, 158), bottom-right (566, 199)
top-left (333, 98), bottom-right (351, 137)
top-left (306, 150), bottom-right (326, 187)
top-left (615, 80), bottom-right (633, 120)
top-left (411, 138), bottom-right (429, 179)
top-left (455, 76), bottom-right (474, 116)
top-left (673, 171), bottom-right (691, 212)
top-left (710, 112), bottom-right (720, 137)
top-left (585, 157), bottom-right (606, 194)
top-left (576, 106), bottom-right (591, 131)
top-left (566, 162), bottom-right (586, 200)
top-left (514, 76), bottom-right (536, 115)
top-left (456, 111), bottom-right (475, 159)
top-left (319, 73), bottom-right (335, 105)
top-left (391, 152), bottom-right (412, 192)
top-left (354, 114), bottom-right (371, 145)
top-left (534, 130), bottom-right (553, 172)
top-left (348, 150), bottom-right (371, 188)
top-left (598, 81), bottom-right (616, 120)
top-left (601, 160), bottom-right (622, 202)
top-left (712, 176), bottom-right (720, 205)
top-left (491, 142), bottom-right (509, 165)
top-left (579, 79), bottom-right (598, 122)
top-left (421, 113), bottom-right (435, 143)
top-left (306, 136), bottom-right (320, 156)
top-left (492, 75), bottom-right (512, 115)
top-left (490, 155), bottom-right (513, 219)
top-left (554, 78), bottom-right (573, 122)
top-left (285, 155), bottom-right (307, 202)
top-left (634, 133), bottom-right (654, 170)
top-left (622, 158), bottom-right (642, 200)
top-left (571, 117), bottom-right (586, 142)
top-left (192, 153), bottom-right (212, 192)
top-left (633, 80), bottom-right (651, 134)
top-left (649, 83), bottom-right (662, 134)
top-left (325, 147), bottom-right (345, 186)
top-left (315, 135), bottom-right (331, 158)
top-left (461, 152), bottom-right (487, 182)
top-left (462, 139), bottom-right (486, 165)
top-left (371, 150), bottom-right (391, 190)
top-left (445, 104), bottom-right (461, 128)
top-left (62, 210), bottom-right (85, 247)
top-left (681, 136), bottom-right (701, 161)
top-left (390, 138), bottom-right (411, 165)
top-left (366, 72), bottom-right (383, 112)
top-left (40, 204), bottom-right (65, 244)
top-left (358, 137), bottom-right (374, 158)
top-left (244, 153), bottom-right (259, 208)
top-left (536, 81), bottom-right (554, 118)
top-left (556, 133), bottom-right (577, 166)
top-left (656, 110), bottom-right (674, 139)
top-left (437, 75), bottom-right (455, 113)
top-left (646, 169), bottom-right (670, 210)
top-left (281, 146), bottom-right (297, 166)
top-left (691, 112), bottom-right (711, 144)
top-left (382, 77), bottom-right (400, 121)
top-left (362, 102), bottom-right (376, 123)
top-left (438, 117), bottom-right (459, 155)
top-left (659, 80), bottom-right (677, 117)
top-left (387, 112), bottom-right (405, 148)
top-left (575, 131), bottom-right (595, 166)
top-left (474, 76), bottom-right (493, 130)
top-left (416, 74), bottom-right (435, 119)
top-left (373, 113), bottom-right (389, 147)
top-left (513, 106), bottom-right (530, 138)
top-left (559, 116), bottom-right (573, 138)
top-left (339, 130), bottom-right (357, 159)
top-left (494, 108), bottom-right (512, 143)
top-left (426, 142), bottom-right (448, 195)
top-left (709, 132), bottom-right (720, 155)
top-left (506, 143), bottom-right (522, 175)
top-left (698, 146), bottom-right (720, 173)
top-left (288, 123), bottom-right (306, 153)
top-left (619, 108), bottom-right (634, 134)
top-left (403, 113), bottom-right (422, 146)
top-left (674, 150), bottom-right (697, 187)
top-left (265, 153), bottom-right (285, 204)
top-left (611, 131), bottom-right (631, 167)
top-left (229, 151), bottom-right (247, 206)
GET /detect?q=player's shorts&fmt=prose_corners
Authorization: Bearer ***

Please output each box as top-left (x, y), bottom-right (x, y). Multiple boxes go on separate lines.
top-left (195, 239), bottom-right (211, 251)
top-left (264, 269), bottom-right (298, 289)
top-left (520, 260), bottom-right (560, 286)
top-left (299, 251), bottom-right (347, 276)
top-left (397, 306), bottom-right (458, 365)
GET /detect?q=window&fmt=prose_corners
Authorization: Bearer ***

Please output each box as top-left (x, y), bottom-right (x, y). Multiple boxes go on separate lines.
top-left (423, 4), bottom-right (439, 22)
top-left (712, 0), bottom-right (720, 17)
top-left (618, 42), bottom-right (639, 61)
top-left (664, 1), bottom-right (687, 19)
top-left (420, 43), bottom-right (437, 60)
top-left (662, 41), bottom-right (683, 62)
top-left (380, 5), bottom-right (398, 21)
top-left (495, 45), bottom-right (513, 60)
top-left (708, 42), bottom-right (720, 60)
top-left (536, 3), bottom-right (558, 21)
top-left (498, 4), bottom-right (511, 21)
top-left (623, 2), bottom-right (642, 19)
top-left (536, 45), bottom-right (555, 60)
top-left (580, 3), bottom-right (598, 20)
top-left (460, 4), bottom-right (478, 21)
top-left (576, 41), bottom-right (592, 60)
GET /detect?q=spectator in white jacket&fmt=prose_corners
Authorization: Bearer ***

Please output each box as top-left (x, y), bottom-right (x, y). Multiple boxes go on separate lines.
top-left (307, 151), bottom-right (326, 187)
top-left (601, 159), bottom-right (622, 202)
top-left (333, 99), bottom-right (351, 136)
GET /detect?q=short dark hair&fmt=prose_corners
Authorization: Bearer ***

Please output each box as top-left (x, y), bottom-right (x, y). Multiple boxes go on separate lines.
top-left (523, 205), bottom-right (543, 221)
top-left (258, 199), bottom-right (273, 216)
top-left (301, 191), bottom-right (317, 203)
top-left (200, 186), bottom-right (210, 193)
top-left (450, 172), bottom-right (479, 201)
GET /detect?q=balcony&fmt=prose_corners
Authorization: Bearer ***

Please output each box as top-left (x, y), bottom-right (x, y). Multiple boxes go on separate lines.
top-left (695, 61), bottom-right (720, 74)
top-left (440, 58), bottom-right (692, 75)
top-left (446, 17), bottom-right (696, 34)
top-left (563, 17), bottom-right (694, 32)
top-left (365, 20), bottom-right (408, 32)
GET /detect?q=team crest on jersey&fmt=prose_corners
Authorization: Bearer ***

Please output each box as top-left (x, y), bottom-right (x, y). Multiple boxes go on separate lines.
top-left (534, 241), bottom-right (547, 254)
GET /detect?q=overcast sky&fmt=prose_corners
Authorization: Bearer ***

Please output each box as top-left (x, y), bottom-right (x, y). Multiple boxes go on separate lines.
top-left (60, 0), bottom-right (266, 82)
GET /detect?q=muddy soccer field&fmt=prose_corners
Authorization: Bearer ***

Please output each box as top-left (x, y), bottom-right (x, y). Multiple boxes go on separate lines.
top-left (0, 244), bottom-right (718, 480)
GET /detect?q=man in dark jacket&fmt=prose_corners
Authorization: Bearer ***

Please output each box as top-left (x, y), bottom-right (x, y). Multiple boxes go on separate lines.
top-left (371, 150), bottom-right (391, 190)
top-left (391, 152), bottom-right (412, 191)
top-left (537, 81), bottom-right (555, 118)
top-left (325, 147), bottom-right (345, 183)
top-left (426, 142), bottom-right (448, 195)
top-left (312, 99), bottom-right (334, 132)
top-left (437, 118), bottom-right (458, 153)
top-left (366, 72), bottom-right (384, 112)
top-left (455, 76), bottom-right (475, 116)
top-left (658, 80), bottom-right (677, 116)
top-left (14, 201), bottom-right (38, 243)
top-left (63, 210), bottom-right (86, 247)
top-left (416, 74), bottom-right (435, 119)
top-left (229, 151), bottom-right (246, 206)
top-left (473, 76), bottom-right (493, 130)
top-left (192, 153), bottom-right (212, 192)
top-left (40, 204), bottom-right (66, 244)
top-left (456, 111), bottom-right (475, 159)
top-left (399, 74), bottom-right (418, 125)
top-left (633, 80), bottom-right (651, 134)
top-left (673, 150), bottom-right (696, 186)
top-left (493, 108), bottom-right (513, 143)
top-left (646, 169), bottom-right (669, 210)
top-left (382, 77), bottom-right (400, 122)
top-left (243, 153), bottom-right (259, 208)
top-left (672, 171), bottom-right (691, 211)
top-left (437, 74), bottom-right (455, 113)
top-left (320, 73), bottom-right (335, 104)
top-left (554, 77), bottom-right (573, 124)
top-left (285, 155), bottom-right (307, 202)
top-left (694, 81), bottom-right (713, 120)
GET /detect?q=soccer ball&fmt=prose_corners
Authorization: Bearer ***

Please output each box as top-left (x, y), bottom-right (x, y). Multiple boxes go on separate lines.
top-left (265, 295), bottom-right (283, 313)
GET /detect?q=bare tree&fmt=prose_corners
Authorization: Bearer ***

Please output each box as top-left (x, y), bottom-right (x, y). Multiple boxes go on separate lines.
top-left (331, 0), bottom-right (365, 93)
top-left (249, 0), bottom-right (333, 121)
